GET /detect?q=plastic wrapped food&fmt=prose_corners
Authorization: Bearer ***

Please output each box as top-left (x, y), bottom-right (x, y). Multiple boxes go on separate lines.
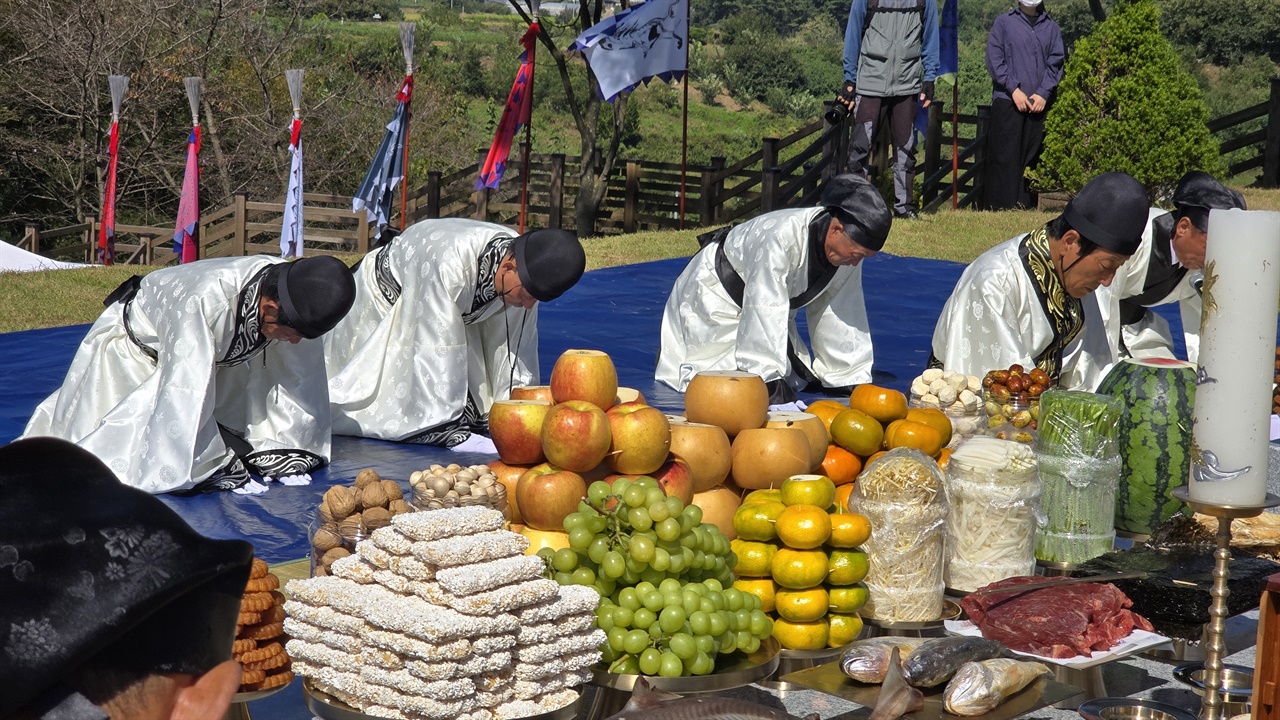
top-left (944, 437), bottom-right (1041, 592)
top-left (943, 658), bottom-right (1051, 716)
top-left (839, 637), bottom-right (927, 683)
top-left (850, 448), bottom-right (948, 622)
top-left (1034, 390), bottom-right (1122, 564)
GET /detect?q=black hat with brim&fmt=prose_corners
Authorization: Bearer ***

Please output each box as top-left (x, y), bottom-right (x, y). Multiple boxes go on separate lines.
top-left (513, 229), bottom-right (586, 302)
top-left (0, 438), bottom-right (253, 717)
top-left (277, 255), bottom-right (357, 339)
top-left (1172, 171), bottom-right (1246, 213)
top-left (820, 173), bottom-right (893, 251)
top-left (1061, 171), bottom-right (1149, 256)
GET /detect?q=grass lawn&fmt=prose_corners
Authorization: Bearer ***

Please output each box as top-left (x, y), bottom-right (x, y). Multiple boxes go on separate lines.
top-left (5, 188), bottom-right (1279, 333)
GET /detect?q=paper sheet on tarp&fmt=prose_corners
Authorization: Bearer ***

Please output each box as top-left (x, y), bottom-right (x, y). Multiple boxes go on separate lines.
top-left (0, 240), bottom-right (83, 272)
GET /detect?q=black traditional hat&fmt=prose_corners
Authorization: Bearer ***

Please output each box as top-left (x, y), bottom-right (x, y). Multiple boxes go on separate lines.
top-left (277, 255), bottom-right (357, 339)
top-left (0, 438), bottom-right (253, 717)
top-left (1061, 171), bottom-right (1149, 256)
top-left (1172, 171), bottom-right (1246, 213)
top-left (820, 174), bottom-right (893, 251)
top-left (513, 229), bottom-right (586, 302)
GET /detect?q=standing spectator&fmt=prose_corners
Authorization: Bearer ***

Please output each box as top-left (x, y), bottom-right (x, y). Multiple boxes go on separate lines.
top-left (984, 0), bottom-right (1065, 210)
top-left (839, 0), bottom-right (940, 220)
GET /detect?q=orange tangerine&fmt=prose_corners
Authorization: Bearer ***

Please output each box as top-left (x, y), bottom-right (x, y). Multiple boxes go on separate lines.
top-left (780, 475), bottom-right (836, 508)
top-left (733, 577), bottom-right (778, 613)
top-left (828, 512), bottom-right (871, 548)
top-left (775, 505), bottom-right (832, 549)
top-left (828, 584), bottom-right (870, 614)
top-left (829, 409), bottom-right (884, 457)
top-left (849, 384), bottom-right (908, 424)
top-left (732, 500), bottom-right (784, 541)
top-left (775, 586), bottom-right (830, 623)
top-left (834, 483), bottom-right (855, 513)
top-left (906, 407), bottom-right (953, 448)
top-left (772, 617), bottom-right (829, 651)
top-left (742, 488), bottom-right (783, 505)
top-left (771, 547), bottom-right (829, 589)
top-left (730, 539), bottom-right (777, 577)
top-left (828, 613), bottom-right (864, 647)
top-left (806, 400), bottom-right (849, 433)
top-left (826, 549), bottom-right (869, 585)
top-left (820, 444), bottom-right (862, 486)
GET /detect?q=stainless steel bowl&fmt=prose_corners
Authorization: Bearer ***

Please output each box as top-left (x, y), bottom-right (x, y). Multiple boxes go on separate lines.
top-left (1173, 663), bottom-right (1254, 703)
top-left (1077, 697), bottom-right (1199, 720)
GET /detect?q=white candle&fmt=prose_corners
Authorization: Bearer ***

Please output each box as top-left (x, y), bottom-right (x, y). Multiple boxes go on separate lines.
top-left (1190, 208), bottom-right (1280, 506)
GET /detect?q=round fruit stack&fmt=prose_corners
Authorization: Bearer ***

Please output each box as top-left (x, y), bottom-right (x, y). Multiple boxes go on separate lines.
top-left (806, 384), bottom-right (955, 479)
top-left (982, 364), bottom-right (1052, 445)
top-left (730, 474), bottom-right (871, 651)
top-left (540, 476), bottom-right (773, 677)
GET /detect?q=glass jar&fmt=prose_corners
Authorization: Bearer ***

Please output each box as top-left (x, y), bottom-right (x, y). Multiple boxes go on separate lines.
top-left (911, 397), bottom-right (988, 449)
top-left (944, 438), bottom-right (1041, 592)
top-left (410, 464), bottom-right (510, 520)
top-left (983, 391), bottom-right (1039, 445)
top-left (309, 515), bottom-right (367, 577)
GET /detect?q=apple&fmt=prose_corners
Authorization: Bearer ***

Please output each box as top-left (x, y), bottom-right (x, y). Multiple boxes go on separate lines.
top-left (541, 400), bottom-right (612, 472)
top-left (516, 462), bottom-right (587, 531)
top-left (606, 402), bottom-right (671, 475)
top-left (580, 462), bottom-right (615, 483)
top-left (510, 385), bottom-right (555, 404)
top-left (489, 400), bottom-right (551, 465)
top-left (490, 459), bottom-right (532, 524)
top-left (615, 387), bottom-right (647, 405)
top-left (692, 485), bottom-right (743, 541)
top-left (549, 349), bottom-right (618, 410)
top-left (650, 453), bottom-right (695, 505)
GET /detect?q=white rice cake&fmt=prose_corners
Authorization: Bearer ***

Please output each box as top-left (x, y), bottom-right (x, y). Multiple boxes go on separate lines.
top-left (514, 584), bottom-right (600, 624)
top-left (513, 648), bottom-right (602, 681)
top-left (365, 630), bottom-right (471, 661)
top-left (360, 666), bottom-right (476, 701)
top-left (515, 629), bottom-right (606, 664)
top-left (363, 647), bottom-right (406, 670)
top-left (391, 506), bottom-right (504, 542)
top-left (445, 578), bottom-right (559, 616)
top-left (471, 633), bottom-right (516, 656)
top-left (493, 689), bottom-right (579, 720)
top-left (330, 554), bottom-right (378, 584)
top-left (357, 540), bottom-right (393, 569)
top-left (369, 526), bottom-right (417, 556)
top-left (284, 600), bottom-right (367, 636)
top-left (374, 569), bottom-right (412, 594)
top-left (436, 555), bottom-right (544, 596)
top-left (515, 614), bottom-right (595, 645)
top-left (286, 576), bottom-right (392, 614)
top-left (511, 668), bottom-right (591, 700)
top-left (388, 553), bottom-right (438, 581)
top-left (282, 618), bottom-right (363, 654)
top-left (457, 651), bottom-right (512, 677)
top-left (367, 593), bottom-right (513, 642)
top-left (411, 530), bottom-right (528, 567)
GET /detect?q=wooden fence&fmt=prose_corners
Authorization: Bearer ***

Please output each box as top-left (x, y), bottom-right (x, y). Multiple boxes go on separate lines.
top-left (17, 78), bottom-right (1280, 264)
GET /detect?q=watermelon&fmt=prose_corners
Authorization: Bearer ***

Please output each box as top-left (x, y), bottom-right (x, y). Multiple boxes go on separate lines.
top-left (1094, 358), bottom-right (1197, 535)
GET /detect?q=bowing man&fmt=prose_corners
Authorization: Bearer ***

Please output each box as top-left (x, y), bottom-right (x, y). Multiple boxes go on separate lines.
top-left (656, 174), bottom-right (893, 404)
top-left (22, 255), bottom-right (356, 493)
top-left (324, 219), bottom-right (586, 448)
top-left (929, 171), bottom-right (1149, 390)
top-left (1095, 171), bottom-right (1245, 366)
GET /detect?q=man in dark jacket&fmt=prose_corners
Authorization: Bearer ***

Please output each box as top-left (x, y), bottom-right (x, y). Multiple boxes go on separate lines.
top-left (984, 0), bottom-right (1065, 209)
top-left (839, 0), bottom-right (940, 220)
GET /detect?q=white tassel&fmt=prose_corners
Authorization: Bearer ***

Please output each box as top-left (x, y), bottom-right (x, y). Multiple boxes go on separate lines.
top-left (285, 68), bottom-right (304, 119)
top-left (399, 22), bottom-right (416, 75)
top-left (108, 74), bottom-right (129, 122)
top-left (184, 76), bottom-right (202, 126)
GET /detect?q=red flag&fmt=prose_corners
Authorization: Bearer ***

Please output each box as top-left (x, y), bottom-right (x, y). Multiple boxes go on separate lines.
top-left (98, 122), bottom-right (120, 265)
top-left (475, 24), bottom-right (538, 190)
top-left (173, 126), bottom-right (201, 264)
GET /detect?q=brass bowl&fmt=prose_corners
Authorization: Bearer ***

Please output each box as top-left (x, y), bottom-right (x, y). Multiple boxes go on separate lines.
top-left (1078, 698), bottom-right (1198, 720)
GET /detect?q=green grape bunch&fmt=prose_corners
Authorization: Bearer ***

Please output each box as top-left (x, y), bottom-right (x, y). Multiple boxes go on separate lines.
top-left (537, 477), bottom-right (771, 677)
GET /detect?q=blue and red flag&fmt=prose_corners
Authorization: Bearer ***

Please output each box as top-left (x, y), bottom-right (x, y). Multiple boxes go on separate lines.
top-left (281, 117), bottom-right (304, 258)
top-left (916, 0), bottom-right (958, 138)
top-left (97, 121), bottom-right (120, 264)
top-left (475, 23), bottom-right (539, 191)
top-left (173, 126), bottom-right (201, 264)
top-left (353, 76), bottom-right (412, 232)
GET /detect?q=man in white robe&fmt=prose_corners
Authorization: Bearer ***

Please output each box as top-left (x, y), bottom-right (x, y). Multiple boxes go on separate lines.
top-left (324, 220), bottom-right (585, 447)
top-left (656, 174), bottom-right (893, 403)
top-left (929, 171), bottom-right (1150, 390)
top-left (22, 255), bottom-right (356, 493)
top-left (1095, 171), bottom-right (1245, 368)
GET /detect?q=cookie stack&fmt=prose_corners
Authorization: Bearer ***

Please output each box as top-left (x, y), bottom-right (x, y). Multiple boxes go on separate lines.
top-left (235, 558), bottom-right (294, 692)
top-left (286, 506), bottom-right (602, 720)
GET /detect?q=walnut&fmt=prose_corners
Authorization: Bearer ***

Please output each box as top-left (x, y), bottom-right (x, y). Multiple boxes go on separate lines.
top-left (382, 480), bottom-right (404, 501)
top-left (388, 499), bottom-right (413, 516)
top-left (312, 564), bottom-right (328, 577)
top-left (311, 526), bottom-right (342, 553)
top-left (321, 547), bottom-right (350, 567)
top-left (360, 482), bottom-right (389, 509)
top-left (363, 507), bottom-right (392, 530)
top-left (338, 515), bottom-right (364, 539)
top-left (355, 468), bottom-right (382, 489)
top-left (323, 486), bottom-right (357, 519)
top-left (317, 503), bottom-right (337, 525)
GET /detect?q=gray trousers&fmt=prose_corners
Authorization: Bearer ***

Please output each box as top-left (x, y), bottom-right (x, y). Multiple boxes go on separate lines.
top-left (844, 94), bottom-right (919, 214)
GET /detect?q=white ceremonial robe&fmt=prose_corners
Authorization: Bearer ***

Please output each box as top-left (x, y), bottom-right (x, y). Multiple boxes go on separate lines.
top-left (324, 219), bottom-right (538, 445)
top-left (656, 207), bottom-right (874, 393)
top-left (930, 235), bottom-right (1115, 391)
top-left (1094, 208), bottom-right (1203, 371)
top-left (22, 257), bottom-right (332, 493)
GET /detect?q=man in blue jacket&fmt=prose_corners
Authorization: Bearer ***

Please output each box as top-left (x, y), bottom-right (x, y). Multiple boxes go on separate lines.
top-left (838, 0), bottom-right (940, 220)
top-left (984, 0), bottom-right (1065, 209)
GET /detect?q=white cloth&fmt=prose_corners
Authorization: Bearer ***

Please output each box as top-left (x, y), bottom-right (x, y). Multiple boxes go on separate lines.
top-left (233, 479), bottom-right (270, 495)
top-left (324, 219), bottom-right (538, 446)
top-left (656, 207), bottom-right (874, 394)
top-left (930, 234), bottom-right (1114, 391)
top-left (769, 401), bottom-right (809, 412)
top-left (1094, 208), bottom-right (1203, 372)
top-left (449, 434), bottom-right (498, 454)
top-left (0, 240), bottom-right (82, 272)
top-left (22, 257), bottom-right (333, 493)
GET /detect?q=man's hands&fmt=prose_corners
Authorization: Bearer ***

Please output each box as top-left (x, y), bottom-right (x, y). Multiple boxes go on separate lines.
top-left (1012, 88), bottom-right (1047, 113)
top-left (1028, 93), bottom-right (1047, 112)
top-left (837, 82), bottom-right (857, 110)
top-left (920, 81), bottom-right (934, 109)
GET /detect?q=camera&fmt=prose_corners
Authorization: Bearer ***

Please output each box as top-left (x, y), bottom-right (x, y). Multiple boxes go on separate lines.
top-left (826, 82), bottom-right (857, 125)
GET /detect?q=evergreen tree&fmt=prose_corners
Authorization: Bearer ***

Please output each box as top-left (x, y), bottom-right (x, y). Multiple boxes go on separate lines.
top-left (1028, 0), bottom-right (1222, 199)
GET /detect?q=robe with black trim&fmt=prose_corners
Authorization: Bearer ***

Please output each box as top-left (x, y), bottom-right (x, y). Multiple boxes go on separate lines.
top-left (323, 219), bottom-right (538, 446)
top-left (655, 207), bottom-right (874, 396)
top-left (22, 256), bottom-right (331, 493)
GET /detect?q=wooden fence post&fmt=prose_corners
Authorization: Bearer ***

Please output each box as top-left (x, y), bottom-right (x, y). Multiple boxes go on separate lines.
top-left (233, 191), bottom-right (248, 257)
top-left (1263, 77), bottom-right (1280, 188)
top-left (624, 161), bottom-right (640, 233)
top-left (24, 223), bottom-right (40, 255)
top-left (761, 167), bottom-right (780, 214)
top-left (921, 100), bottom-right (944, 208)
top-left (426, 171), bottom-right (441, 219)
top-left (821, 102), bottom-right (842, 183)
top-left (142, 234), bottom-right (154, 265)
top-left (82, 213), bottom-right (98, 263)
top-left (549, 154), bottom-right (565, 230)
top-left (974, 104), bottom-right (992, 209)
top-left (762, 137), bottom-right (779, 181)
top-left (356, 214), bottom-right (370, 255)
top-left (699, 156), bottom-right (724, 227)
top-left (708, 156), bottom-right (726, 225)
top-left (472, 149), bottom-right (489, 220)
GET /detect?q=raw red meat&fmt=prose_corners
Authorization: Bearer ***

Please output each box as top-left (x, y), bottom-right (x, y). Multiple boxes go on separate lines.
top-left (960, 576), bottom-right (1154, 658)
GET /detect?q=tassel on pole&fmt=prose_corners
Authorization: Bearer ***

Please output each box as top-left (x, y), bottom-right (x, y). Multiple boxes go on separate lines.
top-left (184, 76), bottom-right (202, 126)
top-left (286, 68), bottom-right (304, 119)
top-left (108, 75), bottom-right (129, 122)
top-left (398, 22), bottom-right (416, 232)
top-left (399, 22), bottom-right (416, 75)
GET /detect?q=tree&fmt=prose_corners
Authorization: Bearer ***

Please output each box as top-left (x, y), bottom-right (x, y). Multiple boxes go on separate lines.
top-left (1028, 0), bottom-right (1222, 200)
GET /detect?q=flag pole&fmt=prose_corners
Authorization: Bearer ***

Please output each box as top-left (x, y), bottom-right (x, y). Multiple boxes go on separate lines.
top-left (678, 0), bottom-right (690, 230)
top-left (519, 2), bottom-right (539, 233)
top-left (99, 74), bottom-right (128, 265)
top-left (282, 68), bottom-right (305, 258)
top-left (399, 23), bottom-right (415, 232)
top-left (951, 82), bottom-right (958, 209)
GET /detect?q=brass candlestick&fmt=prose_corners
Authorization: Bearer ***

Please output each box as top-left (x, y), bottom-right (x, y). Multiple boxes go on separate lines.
top-left (1171, 487), bottom-right (1280, 720)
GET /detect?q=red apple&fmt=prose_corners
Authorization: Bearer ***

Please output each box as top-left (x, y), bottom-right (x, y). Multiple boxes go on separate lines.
top-left (549, 349), bottom-right (618, 410)
top-left (489, 400), bottom-right (551, 465)
top-left (606, 402), bottom-right (671, 475)
top-left (516, 462), bottom-right (587, 532)
top-left (541, 400), bottom-right (612, 472)
top-left (580, 462), bottom-right (614, 483)
top-left (510, 385), bottom-right (555, 404)
top-left (650, 453), bottom-right (695, 505)
top-left (490, 459), bottom-right (532, 524)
